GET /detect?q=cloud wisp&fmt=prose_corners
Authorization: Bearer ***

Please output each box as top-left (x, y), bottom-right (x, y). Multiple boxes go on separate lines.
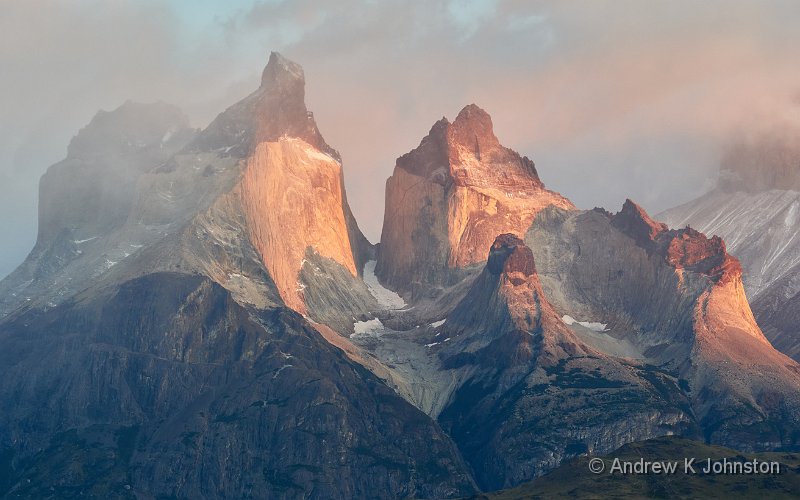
top-left (1, 0), bottom-right (799, 277)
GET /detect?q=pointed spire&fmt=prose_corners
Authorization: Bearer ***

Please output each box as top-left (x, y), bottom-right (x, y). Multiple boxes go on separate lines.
top-left (261, 52), bottom-right (305, 90)
top-left (449, 104), bottom-right (500, 156)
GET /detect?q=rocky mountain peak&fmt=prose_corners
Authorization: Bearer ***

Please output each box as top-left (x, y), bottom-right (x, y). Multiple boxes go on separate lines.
top-left (194, 52), bottom-right (338, 159)
top-left (261, 51), bottom-right (305, 89)
top-left (611, 199), bottom-right (668, 248)
top-left (377, 105), bottom-right (573, 295)
top-left (448, 104), bottom-right (500, 157)
top-left (66, 101), bottom-right (192, 160)
top-left (612, 199), bottom-right (741, 284)
top-left (487, 233), bottom-right (536, 277)
top-left (662, 229), bottom-right (742, 284)
top-left (444, 233), bottom-right (566, 349)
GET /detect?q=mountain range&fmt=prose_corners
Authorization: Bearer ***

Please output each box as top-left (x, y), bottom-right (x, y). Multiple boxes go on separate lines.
top-left (0, 53), bottom-right (798, 499)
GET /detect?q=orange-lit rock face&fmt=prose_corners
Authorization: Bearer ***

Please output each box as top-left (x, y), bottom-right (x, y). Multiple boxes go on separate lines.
top-left (377, 104), bottom-right (574, 294)
top-left (488, 234), bottom-right (571, 340)
top-left (612, 199), bottom-right (743, 285)
top-left (664, 231), bottom-right (743, 284)
top-left (240, 138), bottom-right (356, 313)
top-left (193, 52), bottom-right (368, 316)
top-left (693, 276), bottom-right (775, 364)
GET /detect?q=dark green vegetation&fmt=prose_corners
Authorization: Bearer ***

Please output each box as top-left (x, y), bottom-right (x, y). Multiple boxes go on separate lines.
top-left (470, 437), bottom-right (800, 499)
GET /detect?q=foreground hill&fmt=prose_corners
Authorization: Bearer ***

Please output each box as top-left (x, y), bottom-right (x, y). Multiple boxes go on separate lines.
top-left (471, 437), bottom-right (800, 499)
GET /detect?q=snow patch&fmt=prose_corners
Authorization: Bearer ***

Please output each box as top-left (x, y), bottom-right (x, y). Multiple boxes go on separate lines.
top-left (351, 318), bottom-right (385, 338)
top-left (73, 236), bottom-right (98, 245)
top-left (363, 260), bottom-right (407, 310)
top-left (562, 315), bottom-right (608, 332)
top-left (304, 147), bottom-right (337, 164)
top-left (272, 364), bottom-right (293, 379)
top-left (430, 319), bottom-right (446, 328)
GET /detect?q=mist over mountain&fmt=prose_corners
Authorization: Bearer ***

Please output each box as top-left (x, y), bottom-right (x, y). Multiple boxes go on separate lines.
top-left (4, 1), bottom-right (800, 280)
top-left (6, 52), bottom-right (800, 498)
top-left (660, 124), bottom-right (800, 364)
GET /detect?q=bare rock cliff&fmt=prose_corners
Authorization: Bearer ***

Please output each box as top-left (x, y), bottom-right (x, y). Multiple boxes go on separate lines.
top-left (528, 201), bottom-right (800, 451)
top-left (198, 52), bottom-right (373, 317)
top-left (375, 104), bottom-right (573, 298)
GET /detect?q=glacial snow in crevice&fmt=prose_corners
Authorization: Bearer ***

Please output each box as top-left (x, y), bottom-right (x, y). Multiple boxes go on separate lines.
top-left (363, 260), bottom-right (407, 310)
top-left (351, 318), bottom-right (386, 339)
top-left (562, 314), bottom-right (608, 332)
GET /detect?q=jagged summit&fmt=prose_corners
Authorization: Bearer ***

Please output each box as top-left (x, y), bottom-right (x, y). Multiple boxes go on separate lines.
top-left (449, 103), bottom-right (501, 156)
top-left (612, 199), bottom-right (741, 284)
top-left (442, 233), bottom-right (578, 366)
top-left (395, 104), bottom-right (538, 182)
top-left (261, 51), bottom-right (305, 88)
top-left (486, 233), bottom-right (536, 277)
top-left (194, 51), bottom-right (338, 159)
top-left (377, 104), bottom-right (572, 295)
top-left (66, 100), bottom-right (192, 160)
top-left (611, 198), bottom-right (669, 248)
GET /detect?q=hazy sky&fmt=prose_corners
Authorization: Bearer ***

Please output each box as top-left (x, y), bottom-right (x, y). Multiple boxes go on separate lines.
top-left (2, 0), bottom-right (800, 279)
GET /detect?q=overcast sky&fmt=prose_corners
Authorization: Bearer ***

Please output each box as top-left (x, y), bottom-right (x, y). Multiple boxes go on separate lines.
top-left (2, 0), bottom-right (799, 279)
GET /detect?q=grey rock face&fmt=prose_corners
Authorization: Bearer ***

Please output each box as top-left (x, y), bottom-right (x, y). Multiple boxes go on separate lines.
top-left (0, 101), bottom-right (197, 317)
top-left (0, 273), bottom-right (476, 499)
top-left (526, 204), bottom-right (800, 451)
top-left (435, 234), bottom-right (695, 490)
top-left (752, 263), bottom-right (800, 362)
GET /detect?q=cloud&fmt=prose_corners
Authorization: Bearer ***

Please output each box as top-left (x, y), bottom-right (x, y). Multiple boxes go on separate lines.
top-left (1, 0), bottom-right (799, 277)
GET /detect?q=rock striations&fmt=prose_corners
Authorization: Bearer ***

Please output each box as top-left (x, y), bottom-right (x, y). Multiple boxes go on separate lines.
top-left (659, 127), bottom-right (800, 362)
top-left (436, 234), bottom-right (695, 489)
top-left (0, 53), bottom-right (474, 499)
top-left (0, 52), bottom-right (375, 331)
top-left (1, 52), bottom-right (800, 499)
top-left (527, 201), bottom-right (800, 452)
top-left (375, 104), bottom-right (573, 298)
